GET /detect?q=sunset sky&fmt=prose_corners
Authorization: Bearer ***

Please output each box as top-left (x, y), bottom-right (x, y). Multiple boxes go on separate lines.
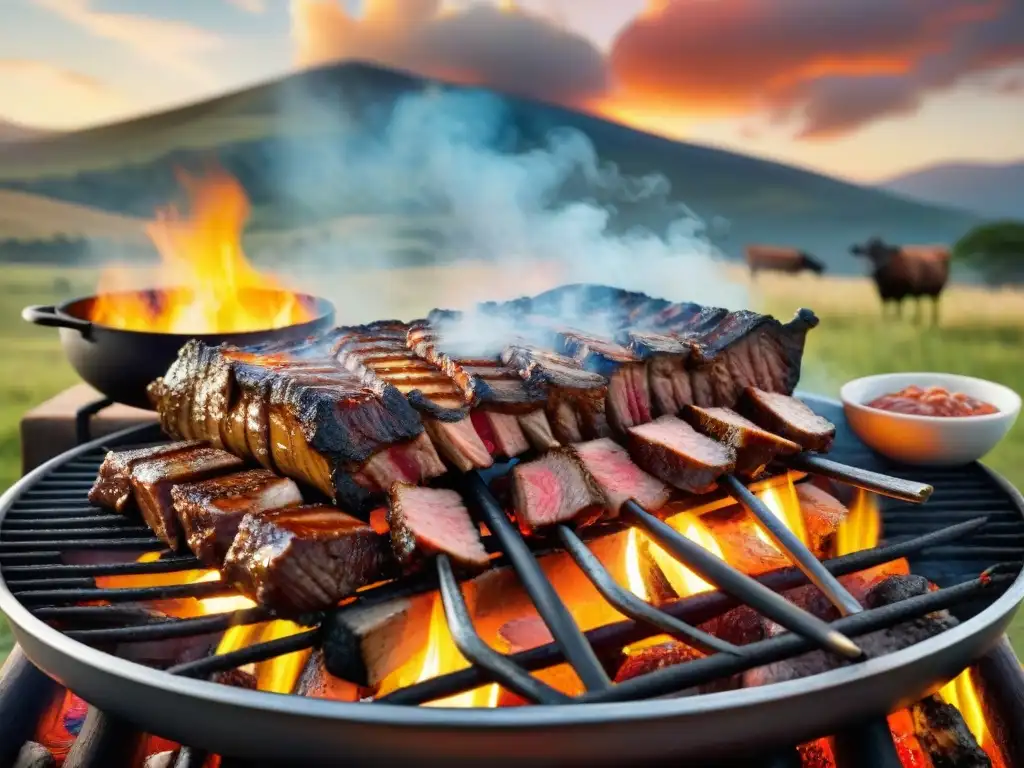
top-left (2, 0), bottom-right (1023, 182)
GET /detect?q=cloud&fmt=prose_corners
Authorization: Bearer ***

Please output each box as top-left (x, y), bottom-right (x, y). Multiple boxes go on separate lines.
top-left (291, 0), bottom-right (609, 106)
top-left (608, 0), bottom-right (1024, 139)
top-left (0, 59), bottom-right (131, 129)
top-left (33, 0), bottom-right (223, 85)
top-left (226, 0), bottom-right (266, 12)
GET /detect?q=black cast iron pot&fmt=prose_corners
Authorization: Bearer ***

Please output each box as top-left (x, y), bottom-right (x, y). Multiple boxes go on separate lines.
top-left (23, 288), bottom-right (336, 410)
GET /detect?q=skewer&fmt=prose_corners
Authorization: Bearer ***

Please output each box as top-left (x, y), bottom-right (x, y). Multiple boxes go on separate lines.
top-left (622, 499), bottom-right (863, 659)
top-left (721, 474), bottom-right (863, 616)
top-left (786, 453), bottom-right (933, 504)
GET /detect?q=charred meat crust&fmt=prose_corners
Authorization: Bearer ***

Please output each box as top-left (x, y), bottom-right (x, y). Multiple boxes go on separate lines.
top-left (128, 446), bottom-right (245, 550)
top-left (738, 387), bottom-right (836, 452)
top-left (172, 469), bottom-right (303, 566)
top-left (89, 440), bottom-right (206, 513)
top-left (627, 416), bottom-right (736, 494)
top-left (680, 404), bottom-right (800, 478)
top-left (224, 504), bottom-right (398, 615)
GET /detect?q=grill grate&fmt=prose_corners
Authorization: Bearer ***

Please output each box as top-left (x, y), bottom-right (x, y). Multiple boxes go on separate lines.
top-left (1, 396), bottom-right (1023, 766)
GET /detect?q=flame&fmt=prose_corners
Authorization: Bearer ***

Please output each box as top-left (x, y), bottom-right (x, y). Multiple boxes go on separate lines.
top-left (379, 594), bottom-right (499, 707)
top-left (835, 488), bottom-right (881, 556)
top-left (89, 168), bottom-right (313, 334)
top-left (755, 476), bottom-right (809, 547)
top-left (644, 513), bottom-right (722, 598)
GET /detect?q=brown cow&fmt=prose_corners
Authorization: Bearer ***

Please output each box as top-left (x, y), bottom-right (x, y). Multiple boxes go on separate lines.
top-left (850, 237), bottom-right (951, 325)
top-left (745, 245), bottom-right (825, 278)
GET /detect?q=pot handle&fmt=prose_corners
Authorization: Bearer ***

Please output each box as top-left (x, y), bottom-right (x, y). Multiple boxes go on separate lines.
top-left (21, 304), bottom-right (93, 337)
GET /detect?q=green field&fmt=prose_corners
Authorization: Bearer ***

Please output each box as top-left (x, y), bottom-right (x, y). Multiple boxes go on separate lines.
top-left (1, 265), bottom-right (1022, 658)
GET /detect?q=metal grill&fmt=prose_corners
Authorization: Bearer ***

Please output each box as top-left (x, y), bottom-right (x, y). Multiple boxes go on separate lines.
top-left (1, 395), bottom-right (1022, 767)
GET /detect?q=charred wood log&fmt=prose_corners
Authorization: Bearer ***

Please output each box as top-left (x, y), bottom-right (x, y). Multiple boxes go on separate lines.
top-left (970, 635), bottom-right (1024, 767)
top-left (911, 694), bottom-right (992, 767)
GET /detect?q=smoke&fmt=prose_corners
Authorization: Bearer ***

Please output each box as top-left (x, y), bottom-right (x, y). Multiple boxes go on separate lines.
top-left (262, 84), bottom-right (748, 335)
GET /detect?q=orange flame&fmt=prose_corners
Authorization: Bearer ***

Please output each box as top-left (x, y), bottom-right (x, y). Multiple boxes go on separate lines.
top-left (89, 168), bottom-right (312, 334)
top-left (378, 593), bottom-right (500, 707)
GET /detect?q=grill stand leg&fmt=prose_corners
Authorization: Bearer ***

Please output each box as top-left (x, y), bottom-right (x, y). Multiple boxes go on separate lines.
top-left (0, 647), bottom-right (60, 767)
top-left (970, 635), bottom-right (1024, 767)
top-left (63, 707), bottom-right (144, 768)
top-left (832, 717), bottom-right (902, 768)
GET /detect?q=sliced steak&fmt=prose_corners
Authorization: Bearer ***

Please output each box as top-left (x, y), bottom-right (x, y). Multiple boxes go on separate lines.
top-left (172, 469), bottom-right (303, 566)
top-left (627, 416), bottom-right (736, 494)
top-left (572, 438), bottom-right (670, 516)
top-left (625, 331), bottom-right (693, 416)
top-left (739, 388), bottom-right (836, 452)
top-left (129, 446), bottom-right (245, 549)
top-left (224, 504), bottom-right (397, 614)
top-left (387, 483), bottom-right (489, 571)
top-left (89, 440), bottom-right (206, 513)
top-left (680, 404), bottom-right (800, 478)
top-left (510, 448), bottom-right (604, 534)
top-left (501, 343), bottom-right (609, 443)
top-left (561, 330), bottom-right (652, 435)
top-left (795, 483), bottom-right (849, 557)
top-left (333, 322), bottom-right (493, 472)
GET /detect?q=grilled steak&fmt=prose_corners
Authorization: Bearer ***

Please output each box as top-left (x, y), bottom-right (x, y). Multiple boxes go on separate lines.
top-left (172, 469), bottom-right (303, 566)
top-left (89, 440), bottom-right (206, 513)
top-left (627, 416), bottom-right (736, 493)
top-left (224, 504), bottom-right (396, 614)
top-left (680, 405), bottom-right (800, 477)
top-left (795, 483), bottom-right (849, 556)
top-left (500, 343), bottom-right (610, 443)
top-left (624, 331), bottom-right (693, 416)
top-left (387, 483), bottom-right (489, 570)
top-left (333, 322), bottom-right (493, 473)
top-left (154, 339), bottom-right (442, 515)
top-left (739, 388), bottom-right (836, 452)
top-left (510, 448), bottom-right (604, 534)
top-left (407, 313), bottom-right (555, 456)
top-left (128, 446), bottom-right (245, 549)
top-left (572, 438), bottom-right (670, 516)
top-left (561, 330), bottom-right (652, 435)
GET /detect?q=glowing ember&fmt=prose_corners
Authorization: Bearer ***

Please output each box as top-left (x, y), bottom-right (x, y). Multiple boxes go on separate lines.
top-left (89, 168), bottom-right (312, 334)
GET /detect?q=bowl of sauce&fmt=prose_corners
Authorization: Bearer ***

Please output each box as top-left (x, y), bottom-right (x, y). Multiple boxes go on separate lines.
top-left (840, 373), bottom-right (1020, 466)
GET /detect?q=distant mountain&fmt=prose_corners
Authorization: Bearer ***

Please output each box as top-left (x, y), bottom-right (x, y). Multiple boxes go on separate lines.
top-left (879, 161), bottom-right (1024, 221)
top-left (0, 119), bottom-right (49, 144)
top-left (0, 61), bottom-right (981, 276)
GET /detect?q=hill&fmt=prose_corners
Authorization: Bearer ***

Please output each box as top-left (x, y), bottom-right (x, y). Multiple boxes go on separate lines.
top-left (0, 119), bottom-right (50, 145)
top-left (879, 161), bottom-right (1024, 221)
top-left (0, 61), bottom-right (981, 276)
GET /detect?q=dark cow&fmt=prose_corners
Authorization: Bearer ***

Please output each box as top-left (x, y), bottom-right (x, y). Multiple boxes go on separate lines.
top-left (744, 245), bottom-right (825, 278)
top-left (850, 237), bottom-right (951, 326)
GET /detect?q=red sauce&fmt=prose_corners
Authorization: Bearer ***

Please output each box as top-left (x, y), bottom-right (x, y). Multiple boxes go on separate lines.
top-left (866, 385), bottom-right (999, 417)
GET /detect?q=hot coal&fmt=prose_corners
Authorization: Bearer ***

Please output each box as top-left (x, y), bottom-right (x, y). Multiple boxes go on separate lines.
top-left (742, 575), bottom-right (957, 687)
top-left (627, 415), bottom-right (736, 493)
top-left (224, 504), bottom-right (397, 614)
top-left (510, 448), bottom-right (604, 534)
top-left (911, 694), bottom-right (992, 767)
top-left (614, 641), bottom-right (703, 684)
top-left (172, 469), bottom-right (303, 566)
top-left (295, 650), bottom-right (361, 701)
top-left (681, 405), bottom-right (801, 478)
top-left (89, 440), bottom-right (206, 513)
top-left (739, 388), bottom-right (836, 453)
top-left (572, 437), bottom-right (670, 516)
top-left (127, 445), bottom-right (244, 549)
top-left (795, 483), bottom-right (850, 557)
top-left (387, 483), bottom-right (490, 571)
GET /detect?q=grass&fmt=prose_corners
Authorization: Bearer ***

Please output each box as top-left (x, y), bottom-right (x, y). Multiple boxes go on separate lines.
top-left (0, 265), bottom-right (1022, 658)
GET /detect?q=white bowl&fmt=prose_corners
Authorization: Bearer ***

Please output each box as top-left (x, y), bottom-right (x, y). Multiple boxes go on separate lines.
top-left (840, 372), bottom-right (1021, 466)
